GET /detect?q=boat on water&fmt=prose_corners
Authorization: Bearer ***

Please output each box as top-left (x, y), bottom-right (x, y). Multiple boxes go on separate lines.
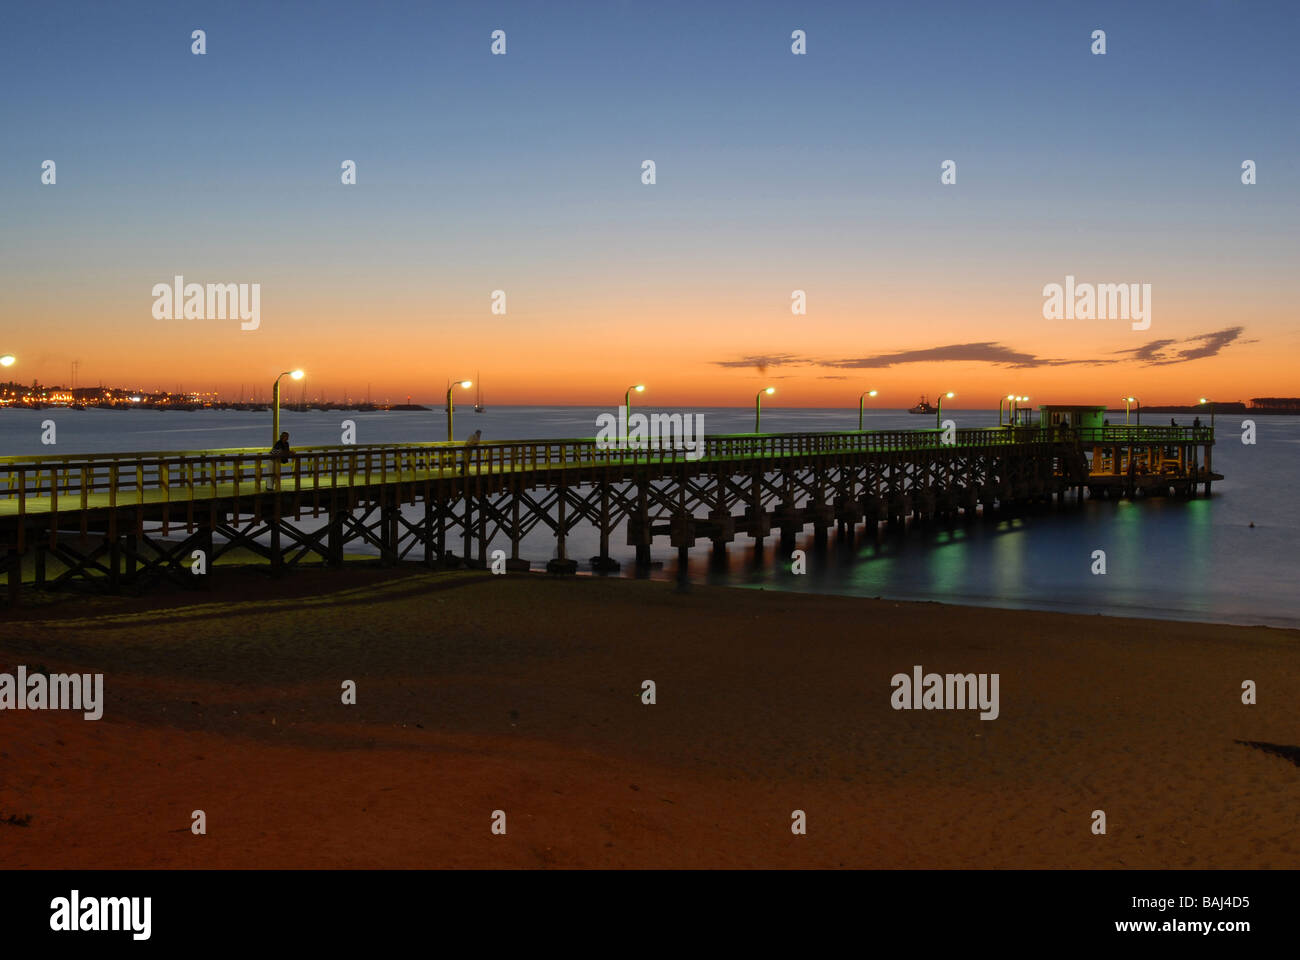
top-left (474, 372), bottom-right (484, 412)
top-left (908, 395), bottom-right (936, 415)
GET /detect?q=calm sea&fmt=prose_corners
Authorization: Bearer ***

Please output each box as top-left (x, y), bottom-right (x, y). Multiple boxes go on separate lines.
top-left (0, 406), bottom-right (1293, 628)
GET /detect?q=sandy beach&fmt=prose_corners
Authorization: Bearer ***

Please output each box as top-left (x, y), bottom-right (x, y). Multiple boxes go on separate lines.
top-left (1, 568), bottom-right (1297, 869)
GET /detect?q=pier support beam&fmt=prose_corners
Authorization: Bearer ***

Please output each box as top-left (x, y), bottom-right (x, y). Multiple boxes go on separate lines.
top-left (270, 506), bottom-right (284, 576)
top-left (200, 523), bottom-right (214, 589)
top-left (504, 492), bottom-right (529, 572)
top-left (423, 497), bottom-right (435, 567)
top-left (462, 494), bottom-right (473, 566)
top-left (629, 481), bottom-right (652, 569)
top-left (108, 535), bottom-right (121, 593)
top-left (547, 481), bottom-right (577, 574)
top-left (476, 494), bottom-right (488, 568)
top-left (327, 500), bottom-right (345, 567)
top-left (591, 483), bottom-right (620, 572)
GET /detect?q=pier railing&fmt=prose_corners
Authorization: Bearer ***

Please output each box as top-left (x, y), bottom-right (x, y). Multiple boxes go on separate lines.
top-left (1073, 425), bottom-right (1214, 444)
top-left (0, 425), bottom-right (1213, 519)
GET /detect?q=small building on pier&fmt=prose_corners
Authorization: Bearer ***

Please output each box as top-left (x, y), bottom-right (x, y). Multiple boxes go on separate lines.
top-left (1037, 404), bottom-right (1108, 430)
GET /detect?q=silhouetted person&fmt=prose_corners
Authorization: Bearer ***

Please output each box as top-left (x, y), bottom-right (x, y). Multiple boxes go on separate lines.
top-left (1193, 416), bottom-right (1201, 429)
top-left (1170, 418), bottom-right (1177, 427)
top-left (460, 429), bottom-right (482, 472)
top-left (268, 432), bottom-right (290, 489)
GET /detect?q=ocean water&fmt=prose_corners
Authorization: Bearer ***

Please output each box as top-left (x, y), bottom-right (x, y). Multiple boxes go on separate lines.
top-left (0, 406), bottom-right (1293, 628)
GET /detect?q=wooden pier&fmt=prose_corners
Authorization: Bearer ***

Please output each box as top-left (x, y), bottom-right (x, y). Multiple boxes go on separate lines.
top-left (0, 424), bottom-right (1218, 604)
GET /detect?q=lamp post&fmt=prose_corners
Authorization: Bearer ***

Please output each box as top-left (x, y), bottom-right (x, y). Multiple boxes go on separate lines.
top-left (1198, 397), bottom-right (1215, 431)
top-left (1015, 395), bottom-right (1030, 426)
top-left (755, 387), bottom-right (775, 433)
top-left (446, 378), bottom-right (472, 441)
top-left (935, 391), bottom-right (955, 429)
top-left (858, 389), bottom-right (878, 431)
top-left (999, 394), bottom-right (1015, 426)
top-left (625, 384), bottom-right (645, 425)
top-left (1121, 396), bottom-right (1141, 426)
top-left (272, 369), bottom-right (304, 443)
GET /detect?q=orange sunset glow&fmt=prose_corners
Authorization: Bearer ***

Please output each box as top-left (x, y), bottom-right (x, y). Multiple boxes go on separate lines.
top-left (4, 285), bottom-right (1287, 407)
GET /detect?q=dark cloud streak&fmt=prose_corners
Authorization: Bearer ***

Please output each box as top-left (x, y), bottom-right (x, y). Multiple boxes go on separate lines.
top-left (712, 327), bottom-right (1248, 372)
top-left (1113, 326), bottom-right (1245, 365)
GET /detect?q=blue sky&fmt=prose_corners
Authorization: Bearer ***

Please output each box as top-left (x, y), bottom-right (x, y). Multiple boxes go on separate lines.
top-left (0, 0), bottom-right (1295, 403)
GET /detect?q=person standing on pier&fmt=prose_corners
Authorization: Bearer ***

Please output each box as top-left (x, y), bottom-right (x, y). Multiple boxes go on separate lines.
top-left (268, 432), bottom-right (291, 489)
top-left (460, 429), bottom-right (482, 473)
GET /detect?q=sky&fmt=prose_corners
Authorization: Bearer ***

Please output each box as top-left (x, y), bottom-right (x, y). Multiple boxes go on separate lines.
top-left (1, 0), bottom-right (1296, 407)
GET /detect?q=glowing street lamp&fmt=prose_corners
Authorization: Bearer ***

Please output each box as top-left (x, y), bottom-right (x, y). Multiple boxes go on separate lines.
top-left (858, 389), bottom-right (878, 431)
top-left (755, 386), bottom-right (775, 433)
top-left (935, 391), bottom-right (955, 429)
top-left (999, 393), bottom-right (1015, 426)
top-left (625, 384), bottom-right (645, 424)
top-left (446, 378), bottom-right (473, 441)
top-left (1122, 396), bottom-right (1140, 426)
top-left (1198, 397), bottom-right (1215, 431)
top-left (272, 369), bottom-right (304, 443)
top-left (1014, 395), bottom-right (1030, 426)
top-left (0, 356), bottom-right (14, 411)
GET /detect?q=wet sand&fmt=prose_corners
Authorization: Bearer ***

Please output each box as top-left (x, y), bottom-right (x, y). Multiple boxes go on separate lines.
top-left (1, 568), bottom-right (1297, 868)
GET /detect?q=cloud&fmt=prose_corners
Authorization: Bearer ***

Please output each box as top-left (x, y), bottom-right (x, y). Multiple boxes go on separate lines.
top-left (712, 327), bottom-right (1250, 374)
top-left (711, 353), bottom-right (807, 375)
top-left (817, 342), bottom-right (1108, 370)
top-left (1115, 339), bottom-right (1178, 363)
top-left (1113, 326), bottom-right (1247, 365)
top-left (1165, 326), bottom-right (1247, 363)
